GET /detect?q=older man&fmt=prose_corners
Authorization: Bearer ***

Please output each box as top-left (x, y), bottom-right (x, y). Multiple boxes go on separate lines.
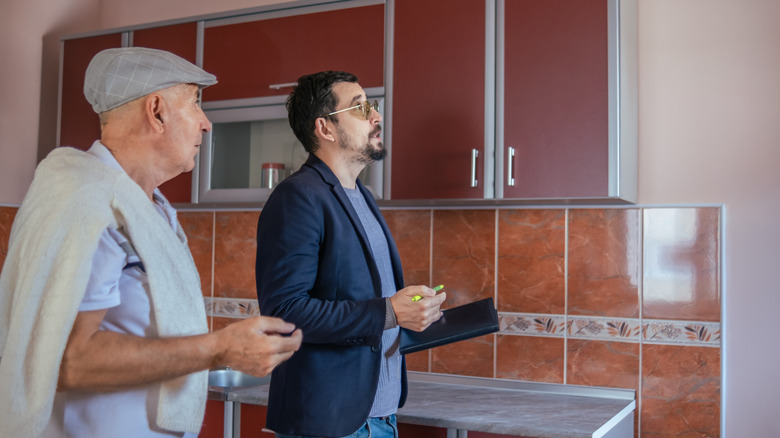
top-left (0, 47), bottom-right (302, 438)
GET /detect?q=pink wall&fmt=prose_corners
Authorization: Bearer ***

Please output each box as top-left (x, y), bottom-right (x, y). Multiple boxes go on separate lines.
top-left (1, 0), bottom-right (779, 435)
top-left (0, 0), bottom-right (99, 204)
top-left (637, 1), bottom-right (780, 435)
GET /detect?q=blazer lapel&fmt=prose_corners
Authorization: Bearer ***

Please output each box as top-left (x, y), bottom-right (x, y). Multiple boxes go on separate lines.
top-left (305, 154), bottom-right (383, 292)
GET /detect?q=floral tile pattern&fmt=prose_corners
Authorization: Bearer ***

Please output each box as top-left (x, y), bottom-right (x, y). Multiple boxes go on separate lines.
top-left (500, 313), bottom-right (566, 337)
top-left (643, 320), bottom-right (721, 346)
top-left (568, 316), bottom-right (642, 343)
top-left (498, 312), bottom-right (718, 347)
top-left (205, 297), bottom-right (261, 318)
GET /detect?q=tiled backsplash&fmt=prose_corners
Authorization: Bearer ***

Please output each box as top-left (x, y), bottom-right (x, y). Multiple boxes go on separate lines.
top-left (0, 205), bottom-right (721, 437)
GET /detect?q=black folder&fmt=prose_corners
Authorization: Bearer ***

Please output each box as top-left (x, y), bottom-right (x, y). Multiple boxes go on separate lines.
top-left (399, 297), bottom-right (499, 355)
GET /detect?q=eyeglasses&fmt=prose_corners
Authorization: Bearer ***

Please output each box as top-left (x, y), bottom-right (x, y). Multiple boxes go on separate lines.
top-left (323, 100), bottom-right (379, 120)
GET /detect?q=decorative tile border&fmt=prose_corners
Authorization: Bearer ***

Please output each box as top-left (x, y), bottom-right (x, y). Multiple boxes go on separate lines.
top-left (500, 313), bottom-right (567, 338)
top-left (642, 319), bottom-right (721, 346)
top-left (567, 316), bottom-right (642, 342)
top-left (499, 312), bottom-right (720, 348)
top-left (204, 298), bottom-right (721, 348)
top-left (204, 297), bottom-right (261, 318)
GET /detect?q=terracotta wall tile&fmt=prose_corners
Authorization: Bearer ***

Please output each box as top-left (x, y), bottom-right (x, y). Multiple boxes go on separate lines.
top-left (643, 208), bottom-right (721, 322)
top-left (568, 209), bottom-right (641, 317)
top-left (567, 339), bottom-right (639, 390)
top-left (214, 211), bottom-right (261, 299)
top-left (496, 335), bottom-right (564, 383)
top-left (179, 211), bottom-right (214, 298)
top-left (431, 334), bottom-right (494, 378)
top-left (212, 316), bottom-right (243, 332)
top-left (641, 344), bottom-right (720, 437)
top-left (383, 209), bottom-right (431, 287)
top-left (497, 209), bottom-right (565, 314)
top-left (0, 207), bottom-right (18, 271)
top-left (432, 210), bottom-right (495, 307)
top-left (405, 350), bottom-right (429, 373)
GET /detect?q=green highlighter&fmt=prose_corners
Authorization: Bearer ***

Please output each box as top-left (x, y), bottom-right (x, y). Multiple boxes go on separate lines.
top-left (412, 284), bottom-right (444, 301)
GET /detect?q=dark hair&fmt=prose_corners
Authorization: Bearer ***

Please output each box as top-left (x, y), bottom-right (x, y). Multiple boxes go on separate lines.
top-left (286, 71), bottom-right (358, 154)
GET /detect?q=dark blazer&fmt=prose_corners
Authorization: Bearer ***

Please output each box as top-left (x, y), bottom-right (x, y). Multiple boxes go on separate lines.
top-left (255, 154), bottom-right (407, 437)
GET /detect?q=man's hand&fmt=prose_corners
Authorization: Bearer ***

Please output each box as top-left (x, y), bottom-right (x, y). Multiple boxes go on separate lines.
top-left (213, 316), bottom-right (302, 377)
top-left (58, 310), bottom-right (302, 391)
top-left (389, 285), bottom-right (446, 332)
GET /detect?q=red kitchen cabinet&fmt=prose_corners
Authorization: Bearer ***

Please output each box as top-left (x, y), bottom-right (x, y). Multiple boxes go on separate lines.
top-left (133, 22), bottom-right (199, 203)
top-left (202, 4), bottom-right (384, 102)
top-left (501, 0), bottom-right (608, 199)
top-left (391, 0), bottom-right (487, 200)
top-left (200, 401), bottom-right (273, 437)
top-left (133, 22), bottom-right (198, 61)
top-left (59, 33), bottom-right (123, 150)
top-left (390, 0), bottom-right (636, 202)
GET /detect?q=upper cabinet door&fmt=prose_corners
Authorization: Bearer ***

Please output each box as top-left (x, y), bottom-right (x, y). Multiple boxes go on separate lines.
top-left (60, 33), bottom-right (123, 150)
top-left (500, 0), bottom-right (637, 201)
top-left (391, 0), bottom-right (487, 200)
top-left (501, 0), bottom-right (609, 199)
top-left (202, 4), bottom-right (385, 102)
top-left (133, 22), bottom-right (198, 62)
top-left (132, 22), bottom-right (200, 203)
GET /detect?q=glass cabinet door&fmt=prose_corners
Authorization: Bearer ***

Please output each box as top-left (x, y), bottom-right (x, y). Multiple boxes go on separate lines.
top-left (197, 95), bottom-right (384, 203)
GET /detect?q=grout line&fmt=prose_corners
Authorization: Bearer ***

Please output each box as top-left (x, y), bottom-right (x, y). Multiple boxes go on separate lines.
top-left (494, 209), bottom-right (499, 379)
top-left (638, 207), bottom-right (644, 435)
top-left (210, 211), bottom-right (216, 333)
top-left (429, 208), bottom-right (434, 373)
top-left (563, 208), bottom-right (569, 385)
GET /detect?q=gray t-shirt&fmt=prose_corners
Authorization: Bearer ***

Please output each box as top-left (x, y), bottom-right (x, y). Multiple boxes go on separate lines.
top-left (344, 186), bottom-right (402, 418)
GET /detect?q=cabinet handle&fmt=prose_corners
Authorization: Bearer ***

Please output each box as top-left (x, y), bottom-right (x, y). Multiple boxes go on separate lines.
top-left (268, 82), bottom-right (298, 90)
top-left (507, 146), bottom-right (516, 187)
top-left (470, 148), bottom-right (479, 188)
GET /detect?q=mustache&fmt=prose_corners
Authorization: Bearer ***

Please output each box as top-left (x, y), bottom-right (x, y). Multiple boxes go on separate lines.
top-left (370, 126), bottom-right (382, 137)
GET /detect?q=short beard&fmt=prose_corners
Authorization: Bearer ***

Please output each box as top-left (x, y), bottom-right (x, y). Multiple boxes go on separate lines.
top-left (366, 142), bottom-right (387, 162)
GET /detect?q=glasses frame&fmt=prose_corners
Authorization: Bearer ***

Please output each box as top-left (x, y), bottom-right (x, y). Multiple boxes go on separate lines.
top-left (323, 100), bottom-right (379, 120)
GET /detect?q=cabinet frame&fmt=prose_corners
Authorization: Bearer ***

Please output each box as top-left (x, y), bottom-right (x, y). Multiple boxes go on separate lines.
top-left (194, 89), bottom-right (386, 204)
top-left (495, 0), bottom-right (637, 201)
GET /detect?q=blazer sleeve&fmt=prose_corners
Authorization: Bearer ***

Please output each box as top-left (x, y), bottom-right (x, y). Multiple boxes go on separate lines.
top-left (255, 172), bottom-right (386, 346)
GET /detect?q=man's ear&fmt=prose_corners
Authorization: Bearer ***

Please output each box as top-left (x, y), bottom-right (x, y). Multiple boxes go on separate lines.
top-left (144, 93), bottom-right (166, 133)
top-left (313, 117), bottom-right (336, 143)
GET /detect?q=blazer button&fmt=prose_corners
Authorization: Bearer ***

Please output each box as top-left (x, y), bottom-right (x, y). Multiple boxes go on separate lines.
top-left (371, 345), bottom-right (380, 353)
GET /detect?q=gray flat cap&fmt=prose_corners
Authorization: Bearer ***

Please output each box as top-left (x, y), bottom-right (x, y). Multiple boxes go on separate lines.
top-left (84, 47), bottom-right (217, 113)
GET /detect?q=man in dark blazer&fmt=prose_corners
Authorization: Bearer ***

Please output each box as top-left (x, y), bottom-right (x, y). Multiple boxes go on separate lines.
top-left (255, 71), bottom-right (447, 438)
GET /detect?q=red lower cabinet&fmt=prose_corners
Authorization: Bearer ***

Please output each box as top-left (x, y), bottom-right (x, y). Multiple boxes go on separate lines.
top-left (199, 400), bottom-right (225, 438)
top-left (239, 404), bottom-right (273, 437)
top-left (397, 423), bottom-right (447, 437)
top-left (200, 401), bottom-right (272, 437)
